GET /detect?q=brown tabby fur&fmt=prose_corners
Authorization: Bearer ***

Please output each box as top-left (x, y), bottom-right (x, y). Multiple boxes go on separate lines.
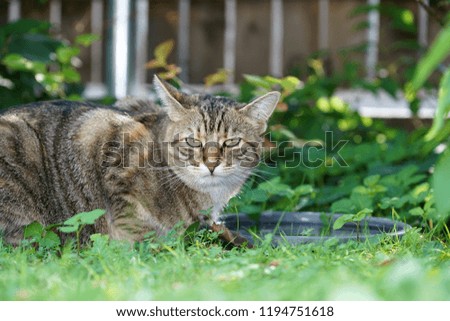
top-left (0, 77), bottom-right (279, 245)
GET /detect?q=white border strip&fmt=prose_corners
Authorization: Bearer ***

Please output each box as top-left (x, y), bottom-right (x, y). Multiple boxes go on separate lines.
top-left (0, 301), bottom-right (448, 321)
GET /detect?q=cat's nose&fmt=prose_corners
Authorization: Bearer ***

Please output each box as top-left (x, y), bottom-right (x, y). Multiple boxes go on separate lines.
top-left (203, 142), bottom-right (221, 174)
top-left (206, 162), bottom-right (220, 174)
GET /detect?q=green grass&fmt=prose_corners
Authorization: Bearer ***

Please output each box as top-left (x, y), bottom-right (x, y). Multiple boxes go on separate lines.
top-left (1, 228), bottom-right (449, 301)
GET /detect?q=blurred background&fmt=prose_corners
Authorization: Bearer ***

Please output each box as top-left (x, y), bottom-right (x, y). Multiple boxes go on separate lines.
top-left (0, 1), bottom-right (447, 110)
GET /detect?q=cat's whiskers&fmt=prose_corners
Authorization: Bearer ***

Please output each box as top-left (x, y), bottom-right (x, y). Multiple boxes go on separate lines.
top-left (158, 174), bottom-right (182, 189)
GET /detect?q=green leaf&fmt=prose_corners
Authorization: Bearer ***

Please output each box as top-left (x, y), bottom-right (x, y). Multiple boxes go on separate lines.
top-left (59, 226), bottom-right (78, 233)
top-left (433, 150), bottom-right (450, 220)
top-left (425, 68), bottom-right (450, 140)
top-left (7, 33), bottom-right (60, 62)
top-left (258, 177), bottom-right (293, 197)
top-left (350, 192), bottom-right (373, 211)
top-left (3, 19), bottom-right (51, 35)
top-left (75, 33), bottom-right (100, 47)
top-left (280, 76), bottom-right (301, 93)
top-left (294, 185), bottom-right (314, 196)
top-left (249, 189), bottom-right (269, 203)
top-left (364, 174), bottom-right (380, 187)
top-left (2, 54), bottom-right (30, 71)
top-left (62, 66), bottom-right (81, 83)
top-left (90, 233), bottom-right (109, 246)
top-left (240, 204), bottom-right (263, 215)
top-left (31, 61), bottom-right (47, 74)
top-left (410, 24), bottom-right (450, 92)
top-left (333, 214), bottom-right (354, 230)
top-left (23, 221), bottom-right (44, 239)
top-left (263, 76), bottom-right (282, 86)
top-left (75, 209), bottom-right (106, 225)
top-left (40, 231), bottom-right (61, 248)
top-left (409, 183), bottom-right (430, 205)
top-left (243, 74), bottom-right (272, 90)
top-left (379, 196), bottom-right (409, 209)
top-left (353, 208), bottom-right (372, 221)
top-left (60, 209), bottom-right (106, 233)
top-left (331, 198), bottom-right (355, 213)
top-left (204, 68), bottom-right (229, 87)
top-left (409, 207), bottom-right (425, 217)
top-left (153, 39), bottom-right (174, 66)
top-left (56, 46), bottom-right (80, 64)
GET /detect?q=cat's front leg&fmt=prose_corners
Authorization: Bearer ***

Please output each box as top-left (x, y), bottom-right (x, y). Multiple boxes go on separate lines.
top-left (107, 196), bottom-right (170, 242)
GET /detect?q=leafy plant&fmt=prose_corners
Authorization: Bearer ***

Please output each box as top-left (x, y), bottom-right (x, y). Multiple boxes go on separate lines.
top-left (59, 209), bottom-right (106, 253)
top-left (332, 208), bottom-right (373, 241)
top-left (145, 39), bottom-right (181, 80)
top-left (403, 17), bottom-right (450, 222)
top-left (204, 68), bottom-right (229, 87)
top-left (433, 150), bottom-right (450, 221)
top-left (0, 19), bottom-right (98, 108)
top-left (23, 221), bottom-right (61, 251)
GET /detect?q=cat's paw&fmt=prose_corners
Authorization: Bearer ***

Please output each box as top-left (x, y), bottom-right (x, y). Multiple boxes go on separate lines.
top-left (210, 223), bottom-right (254, 249)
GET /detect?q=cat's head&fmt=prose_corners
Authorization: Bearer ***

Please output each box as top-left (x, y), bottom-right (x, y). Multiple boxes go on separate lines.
top-left (154, 76), bottom-right (280, 192)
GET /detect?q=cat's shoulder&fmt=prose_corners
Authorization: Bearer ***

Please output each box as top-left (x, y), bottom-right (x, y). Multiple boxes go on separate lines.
top-left (0, 99), bottom-right (164, 135)
top-left (1, 99), bottom-right (158, 119)
top-left (0, 100), bottom-right (112, 117)
top-left (114, 97), bottom-right (160, 114)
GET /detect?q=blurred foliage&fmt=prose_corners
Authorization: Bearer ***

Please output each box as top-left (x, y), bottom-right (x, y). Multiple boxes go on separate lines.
top-left (204, 68), bottom-right (230, 87)
top-left (225, 67), bottom-right (441, 233)
top-left (409, 20), bottom-right (450, 225)
top-left (226, 53), bottom-right (448, 236)
top-left (145, 39), bottom-right (181, 80)
top-left (0, 19), bottom-right (98, 108)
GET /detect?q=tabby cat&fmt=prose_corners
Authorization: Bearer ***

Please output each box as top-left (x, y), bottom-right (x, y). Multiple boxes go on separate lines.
top-left (0, 76), bottom-right (279, 245)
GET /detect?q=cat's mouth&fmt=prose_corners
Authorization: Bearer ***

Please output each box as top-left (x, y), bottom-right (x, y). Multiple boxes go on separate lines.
top-left (199, 173), bottom-right (226, 184)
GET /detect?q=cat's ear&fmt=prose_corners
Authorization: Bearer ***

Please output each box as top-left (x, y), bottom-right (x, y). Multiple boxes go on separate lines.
top-left (239, 91), bottom-right (280, 123)
top-left (153, 75), bottom-right (187, 122)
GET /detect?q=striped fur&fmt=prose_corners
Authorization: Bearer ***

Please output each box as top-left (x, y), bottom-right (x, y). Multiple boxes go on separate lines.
top-left (0, 77), bottom-right (279, 244)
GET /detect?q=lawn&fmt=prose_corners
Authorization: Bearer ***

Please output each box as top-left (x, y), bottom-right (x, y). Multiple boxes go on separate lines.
top-left (1, 227), bottom-right (449, 301)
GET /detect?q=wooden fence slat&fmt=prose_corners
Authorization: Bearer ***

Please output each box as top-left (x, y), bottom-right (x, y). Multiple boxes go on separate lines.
top-left (178, 0), bottom-right (191, 82)
top-left (8, 0), bottom-right (21, 22)
top-left (269, 0), bottom-right (284, 77)
top-left (49, 0), bottom-right (62, 31)
top-left (418, 0), bottom-right (429, 48)
top-left (318, 0), bottom-right (329, 50)
top-left (224, 0), bottom-right (237, 84)
top-left (83, 0), bottom-right (107, 99)
top-left (132, 0), bottom-right (149, 96)
top-left (108, 0), bottom-right (131, 98)
top-left (90, 0), bottom-right (104, 84)
top-left (365, 0), bottom-right (380, 80)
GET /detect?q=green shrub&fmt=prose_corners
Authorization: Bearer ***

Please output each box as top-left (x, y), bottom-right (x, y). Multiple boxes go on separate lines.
top-left (0, 19), bottom-right (98, 108)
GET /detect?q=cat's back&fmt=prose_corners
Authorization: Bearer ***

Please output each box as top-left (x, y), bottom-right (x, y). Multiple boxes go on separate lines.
top-left (0, 100), bottom-right (159, 147)
top-left (0, 100), bottom-right (98, 159)
top-left (0, 100), bottom-right (127, 133)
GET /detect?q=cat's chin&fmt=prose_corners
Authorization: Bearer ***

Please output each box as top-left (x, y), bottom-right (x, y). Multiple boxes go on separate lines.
top-left (175, 165), bottom-right (250, 192)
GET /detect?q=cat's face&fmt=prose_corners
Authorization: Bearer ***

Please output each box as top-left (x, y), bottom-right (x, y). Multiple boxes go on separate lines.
top-left (154, 76), bottom-right (280, 192)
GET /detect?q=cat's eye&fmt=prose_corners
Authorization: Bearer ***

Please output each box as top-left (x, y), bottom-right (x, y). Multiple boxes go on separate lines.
top-left (185, 137), bottom-right (202, 147)
top-left (223, 138), bottom-right (241, 147)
